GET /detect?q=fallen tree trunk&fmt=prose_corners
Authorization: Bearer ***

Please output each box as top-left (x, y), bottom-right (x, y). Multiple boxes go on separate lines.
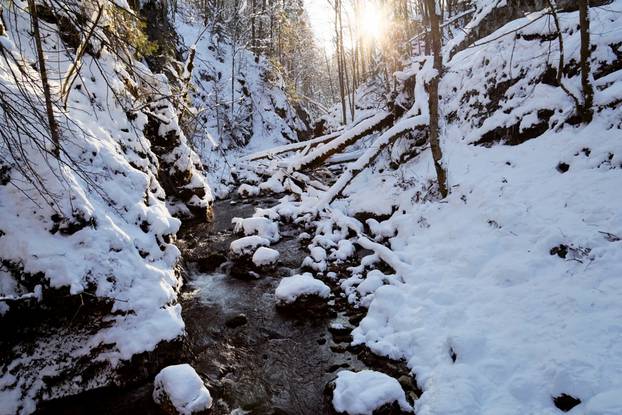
top-left (292, 111), bottom-right (394, 172)
top-left (315, 116), bottom-right (427, 209)
top-left (240, 129), bottom-right (344, 162)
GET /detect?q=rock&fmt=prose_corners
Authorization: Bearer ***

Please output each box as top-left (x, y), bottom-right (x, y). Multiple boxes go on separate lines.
top-left (196, 253), bottom-right (227, 272)
top-left (328, 322), bottom-right (353, 344)
top-left (229, 236), bottom-right (270, 257)
top-left (252, 247), bottom-right (280, 268)
top-left (553, 394), bottom-right (582, 412)
top-left (275, 273), bottom-right (331, 316)
top-left (225, 313), bottom-right (248, 329)
top-left (232, 217), bottom-right (280, 242)
top-left (153, 364), bottom-right (212, 415)
top-left (326, 370), bottom-right (413, 415)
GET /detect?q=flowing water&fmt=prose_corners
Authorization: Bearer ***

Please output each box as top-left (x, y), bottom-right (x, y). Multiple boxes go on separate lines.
top-left (178, 196), bottom-right (368, 414)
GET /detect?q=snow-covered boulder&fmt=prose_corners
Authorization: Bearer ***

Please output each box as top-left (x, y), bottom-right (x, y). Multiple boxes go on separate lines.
top-left (153, 364), bottom-right (212, 415)
top-left (232, 217), bottom-right (280, 243)
top-left (330, 370), bottom-right (412, 415)
top-left (237, 184), bottom-right (260, 198)
top-left (252, 247), bottom-right (280, 267)
top-left (275, 273), bottom-right (331, 315)
top-left (229, 236), bottom-right (270, 257)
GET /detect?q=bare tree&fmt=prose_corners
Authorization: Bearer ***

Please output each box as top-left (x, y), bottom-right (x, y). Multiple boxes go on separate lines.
top-left (424, 0), bottom-right (448, 198)
top-left (578, 0), bottom-right (593, 122)
top-left (27, 0), bottom-right (61, 158)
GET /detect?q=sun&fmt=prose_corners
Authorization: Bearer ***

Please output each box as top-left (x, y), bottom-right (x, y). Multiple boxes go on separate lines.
top-left (359, 1), bottom-right (387, 43)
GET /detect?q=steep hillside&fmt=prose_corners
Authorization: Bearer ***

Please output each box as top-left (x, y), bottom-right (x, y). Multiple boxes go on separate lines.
top-left (0, 1), bottom-right (211, 412)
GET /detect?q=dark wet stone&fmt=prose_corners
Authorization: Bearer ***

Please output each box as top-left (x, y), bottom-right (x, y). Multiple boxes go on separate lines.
top-left (225, 314), bottom-right (248, 329)
top-left (196, 253), bottom-right (227, 272)
top-left (276, 294), bottom-right (331, 317)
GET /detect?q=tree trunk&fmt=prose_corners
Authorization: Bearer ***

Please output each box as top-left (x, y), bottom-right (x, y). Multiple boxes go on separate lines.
top-left (578, 0), bottom-right (593, 123)
top-left (425, 0), bottom-right (449, 198)
top-left (335, 0), bottom-right (347, 124)
top-left (28, 0), bottom-right (61, 159)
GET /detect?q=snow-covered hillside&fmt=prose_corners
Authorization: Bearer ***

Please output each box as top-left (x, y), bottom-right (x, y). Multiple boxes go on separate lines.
top-left (174, 3), bottom-right (312, 196)
top-left (0, 1), bottom-right (211, 412)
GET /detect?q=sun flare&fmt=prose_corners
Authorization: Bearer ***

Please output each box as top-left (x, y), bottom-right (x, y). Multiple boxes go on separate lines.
top-left (359, 2), bottom-right (387, 43)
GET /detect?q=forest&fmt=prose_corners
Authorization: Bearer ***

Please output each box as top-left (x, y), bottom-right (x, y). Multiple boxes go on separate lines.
top-left (0, 0), bottom-right (621, 414)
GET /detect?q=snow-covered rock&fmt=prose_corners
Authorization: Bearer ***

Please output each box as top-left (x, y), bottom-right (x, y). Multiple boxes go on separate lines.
top-left (153, 364), bottom-right (212, 415)
top-left (275, 273), bottom-right (331, 305)
top-left (252, 247), bottom-right (280, 267)
top-left (331, 370), bottom-right (412, 415)
top-left (229, 236), bottom-right (270, 256)
top-left (232, 217), bottom-right (280, 243)
top-left (237, 184), bottom-right (260, 198)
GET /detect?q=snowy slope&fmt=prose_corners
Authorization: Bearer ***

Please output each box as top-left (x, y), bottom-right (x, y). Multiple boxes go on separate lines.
top-left (341, 5), bottom-right (622, 415)
top-left (0, 1), bottom-right (211, 412)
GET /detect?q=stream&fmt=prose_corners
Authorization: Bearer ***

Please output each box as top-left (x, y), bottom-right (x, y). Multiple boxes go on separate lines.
top-left (178, 196), bottom-right (369, 414)
top-left (37, 195), bottom-right (416, 414)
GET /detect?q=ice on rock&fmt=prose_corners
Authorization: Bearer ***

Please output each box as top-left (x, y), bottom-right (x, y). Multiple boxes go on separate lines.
top-left (229, 235), bottom-right (270, 256)
top-left (153, 364), bottom-right (212, 415)
top-left (232, 216), bottom-right (280, 242)
top-left (331, 370), bottom-right (412, 415)
top-left (252, 247), bottom-right (280, 267)
top-left (275, 272), bottom-right (331, 305)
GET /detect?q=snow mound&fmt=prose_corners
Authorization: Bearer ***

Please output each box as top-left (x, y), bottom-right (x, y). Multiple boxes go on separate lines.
top-left (332, 370), bottom-right (412, 415)
top-left (275, 273), bottom-right (330, 304)
top-left (252, 247), bottom-right (280, 267)
top-left (229, 236), bottom-right (270, 256)
top-left (153, 364), bottom-right (212, 415)
top-left (233, 217), bottom-right (280, 243)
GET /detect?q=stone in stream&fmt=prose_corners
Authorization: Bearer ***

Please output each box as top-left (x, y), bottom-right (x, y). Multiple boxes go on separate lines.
top-left (196, 252), bottom-right (227, 273)
top-left (228, 236), bottom-right (271, 279)
top-left (153, 364), bottom-right (212, 415)
top-left (325, 370), bottom-right (413, 415)
top-left (274, 273), bottom-right (332, 316)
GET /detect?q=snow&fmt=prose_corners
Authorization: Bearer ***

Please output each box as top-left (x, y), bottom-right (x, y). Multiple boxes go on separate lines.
top-left (275, 273), bottom-right (331, 304)
top-left (351, 119), bottom-right (622, 415)
top-left (252, 247), bottom-right (280, 267)
top-left (229, 236), bottom-right (270, 256)
top-left (332, 370), bottom-right (412, 415)
top-left (233, 217), bottom-right (280, 243)
top-left (153, 364), bottom-right (213, 415)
